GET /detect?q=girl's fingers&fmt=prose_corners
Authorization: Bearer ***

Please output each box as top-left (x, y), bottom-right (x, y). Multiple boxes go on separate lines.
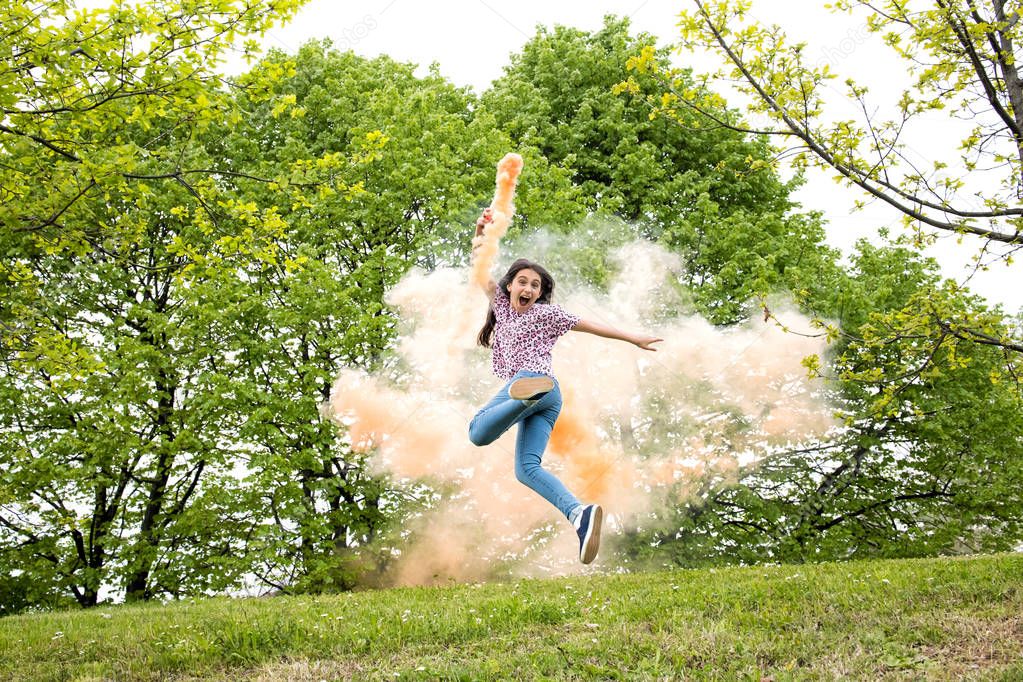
top-left (639, 337), bottom-right (664, 351)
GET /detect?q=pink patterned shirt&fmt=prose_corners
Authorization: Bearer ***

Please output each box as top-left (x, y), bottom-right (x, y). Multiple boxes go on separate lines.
top-left (490, 287), bottom-right (580, 380)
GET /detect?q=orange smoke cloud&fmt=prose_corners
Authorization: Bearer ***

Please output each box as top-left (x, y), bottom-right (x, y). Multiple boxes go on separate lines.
top-left (329, 239), bottom-right (838, 586)
top-left (549, 389), bottom-right (621, 502)
top-left (471, 153), bottom-right (523, 291)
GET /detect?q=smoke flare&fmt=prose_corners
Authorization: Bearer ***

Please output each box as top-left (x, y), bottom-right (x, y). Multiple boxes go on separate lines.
top-left (471, 153), bottom-right (523, 291)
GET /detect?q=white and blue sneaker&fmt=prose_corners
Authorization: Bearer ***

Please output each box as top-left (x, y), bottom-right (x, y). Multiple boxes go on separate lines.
top-left (574, 504), bottom-right (603, 564)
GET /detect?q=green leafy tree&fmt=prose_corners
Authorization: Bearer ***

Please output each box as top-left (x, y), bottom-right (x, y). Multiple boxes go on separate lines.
top-left (0, 126), bottom-right (310, 608)
top-left (0, 0), bottom-right (307, 260)
top-left (672, 0), bottom-right (1023, 245)
top-left (0, 9), bottom-right (586, 607)
top-left (483, 17), bottom-right (1023, 566)
top-left (638, 0), bottom-right (1023, 352)
top-left (592, 3), bottom-right (1023, 564)
top-left (484, 15), bottom-right (842, 323)
top-left (0, 0), bottom-right (333, 611)
top-left (623, 243), bottom-right (1023, 567)
top-left (202, 41), bottom-right (588, 592)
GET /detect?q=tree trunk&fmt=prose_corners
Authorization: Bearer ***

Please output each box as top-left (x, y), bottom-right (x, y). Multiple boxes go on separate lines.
top-left (991, 0), bottom-right (1023, 193)
top-left (124, 368), bottom-right (176, 602)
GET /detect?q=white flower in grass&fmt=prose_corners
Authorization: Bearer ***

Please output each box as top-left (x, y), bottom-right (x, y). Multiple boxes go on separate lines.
top-left (52, 631), bottom-right (64, 640)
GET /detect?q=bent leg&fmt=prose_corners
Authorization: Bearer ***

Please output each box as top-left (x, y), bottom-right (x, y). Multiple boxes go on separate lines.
top-left (469, 380), bottom-right (560, 446)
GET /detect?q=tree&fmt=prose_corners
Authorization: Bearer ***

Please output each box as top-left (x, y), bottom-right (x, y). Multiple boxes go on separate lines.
top-left (484, 16), bottom-right (843, 324)
top-left (0, 113), bottom-right (306, 608)
top-left (628, 0), bottom-right (1023, 352)
top-left (0, 0), bottom-right (308, 259)
top-left (669, 0), bottom-right (1023, 245)
top-left (0, 28), bottom-right (586, 610)
top-left (0, 0), bottom-right (328, 611)
top-left (212, 41), bottom-right (538, 592)
top-left (623, 243), bottom-right (1023, 567)
top-left (487, 17), bottom-right (1023, 565)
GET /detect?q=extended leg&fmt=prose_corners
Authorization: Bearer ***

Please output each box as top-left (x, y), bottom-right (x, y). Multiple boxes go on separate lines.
top-left (513, 407), bottom-right (580, 520)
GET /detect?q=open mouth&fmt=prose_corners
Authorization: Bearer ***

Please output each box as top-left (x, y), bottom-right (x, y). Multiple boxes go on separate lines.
top-left (519, 295), bottom-right (531, 306)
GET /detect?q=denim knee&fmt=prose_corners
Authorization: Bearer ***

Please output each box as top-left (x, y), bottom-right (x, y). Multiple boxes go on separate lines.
top-left (468, 419), bottom-right (493, 447)
top-left (514, 458), bottom-right (535, 485)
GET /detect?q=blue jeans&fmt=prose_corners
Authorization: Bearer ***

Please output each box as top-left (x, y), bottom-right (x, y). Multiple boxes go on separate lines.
top-left (468, 370), bottom-right (580, 520)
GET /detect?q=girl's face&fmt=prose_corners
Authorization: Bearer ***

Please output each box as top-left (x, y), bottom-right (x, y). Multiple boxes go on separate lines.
top-left (508, 268), bottom-right (543, 314)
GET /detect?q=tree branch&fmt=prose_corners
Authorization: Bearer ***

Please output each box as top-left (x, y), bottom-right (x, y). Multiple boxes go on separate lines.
top-left (0, 124), bottom-right (80, 161)
top-left (690, 0), bottom-right (1023, 244)
top-left (814, 488), bottom-right (955, 532)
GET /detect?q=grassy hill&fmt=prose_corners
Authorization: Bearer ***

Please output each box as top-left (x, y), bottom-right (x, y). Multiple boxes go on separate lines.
top-left (1, 553), bottom-right (1020, 681)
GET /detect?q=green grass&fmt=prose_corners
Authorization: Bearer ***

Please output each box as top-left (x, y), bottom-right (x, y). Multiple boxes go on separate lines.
top-left (1, 554), bottom-right (1021, 681)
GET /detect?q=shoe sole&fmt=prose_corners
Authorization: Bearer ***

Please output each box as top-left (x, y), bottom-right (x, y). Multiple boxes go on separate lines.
top-left (580, 505), bottom-right (603, 565)
top-left (509, 376), bottom-right (554, 401)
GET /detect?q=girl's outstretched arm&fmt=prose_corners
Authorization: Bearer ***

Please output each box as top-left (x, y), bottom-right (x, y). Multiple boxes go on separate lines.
top-left (472, 208), bottom-right (497, 299)
top-left (571, 318), bottom-right (663, 351)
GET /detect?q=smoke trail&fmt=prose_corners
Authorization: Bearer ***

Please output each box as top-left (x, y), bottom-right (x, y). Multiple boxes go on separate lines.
top-left (471, 153), bottom-right (523, 291)
top-left (329, 238), bottom-right (837, 586)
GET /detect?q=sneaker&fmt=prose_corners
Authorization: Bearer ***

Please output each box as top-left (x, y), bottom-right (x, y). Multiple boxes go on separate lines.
top-left (508, 375), bottom-right (554, 401)
top-left (574, 504), bottom-right (603, 564)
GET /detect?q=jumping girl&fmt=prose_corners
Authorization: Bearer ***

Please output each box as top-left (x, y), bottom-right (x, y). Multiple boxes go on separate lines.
top-left (468, 208), bottom-right (663, 564)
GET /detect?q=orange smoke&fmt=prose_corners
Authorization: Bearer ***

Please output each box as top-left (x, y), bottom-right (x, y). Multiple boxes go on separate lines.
top-left (471, 153), bottom-right (523, 291)
top-left (329, 239), bottom-right (838, 586)
top-left (549, 388), bottom-right (621, 502)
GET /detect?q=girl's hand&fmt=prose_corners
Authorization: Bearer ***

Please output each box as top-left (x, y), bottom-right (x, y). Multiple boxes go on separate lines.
top-left (475, 208), bottom-right (493, 237)
top-left (631, 334), bottom-right (663, 351)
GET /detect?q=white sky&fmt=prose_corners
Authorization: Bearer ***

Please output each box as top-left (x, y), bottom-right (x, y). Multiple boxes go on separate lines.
top-left (80, 0), bottom-right (1023, 312)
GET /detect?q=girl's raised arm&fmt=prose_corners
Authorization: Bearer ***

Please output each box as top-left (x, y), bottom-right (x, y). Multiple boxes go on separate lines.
top-left (473, 208), bottom-right (497, 299)
top-left (571, 318), bottom-right (662, 351)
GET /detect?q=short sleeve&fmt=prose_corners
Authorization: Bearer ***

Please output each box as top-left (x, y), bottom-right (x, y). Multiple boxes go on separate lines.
top-left (542, 303), bottom-right (580, 338)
